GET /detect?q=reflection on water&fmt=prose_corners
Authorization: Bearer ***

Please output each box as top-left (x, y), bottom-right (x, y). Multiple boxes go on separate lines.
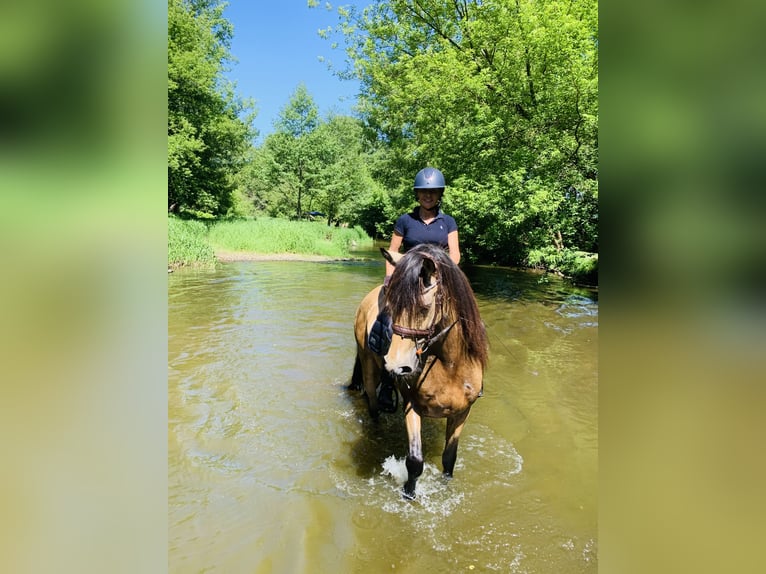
top-left (169, 258), bottom-right (597, 573)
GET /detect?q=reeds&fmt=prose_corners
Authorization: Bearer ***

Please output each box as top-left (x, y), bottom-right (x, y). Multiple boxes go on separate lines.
top-left (168, 216), bottom-right (372, 267)
top-left (168, 217), bottom-right (216, 269)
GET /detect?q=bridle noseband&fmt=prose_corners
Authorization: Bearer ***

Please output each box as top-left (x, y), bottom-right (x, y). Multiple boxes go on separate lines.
top-left (391, 323), bottom-right (436, 355)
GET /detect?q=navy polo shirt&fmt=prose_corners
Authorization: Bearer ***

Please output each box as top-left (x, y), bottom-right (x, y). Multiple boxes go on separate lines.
top-left (394, 208), bottom-right (458, 252)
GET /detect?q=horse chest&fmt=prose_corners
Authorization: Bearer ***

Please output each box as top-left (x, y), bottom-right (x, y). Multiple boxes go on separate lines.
top-left (407, 361), bottom-right (480, 415)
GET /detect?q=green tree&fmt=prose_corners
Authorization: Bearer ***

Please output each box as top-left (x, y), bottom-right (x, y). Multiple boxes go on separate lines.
top-left (271, 84), bottom-right (321, 219)
top-left (168, 0), bottom-right (255, 218)
top-left (350, 184), bottom-right (397, 239)
top-left (276, 83), bottom-right (319, 137)
top-left (243, 86), bottom-right (380, 227)
top-left (311, 116), bottom-right (373, 226)
top-left (319, 0), bottom-right (598, 266)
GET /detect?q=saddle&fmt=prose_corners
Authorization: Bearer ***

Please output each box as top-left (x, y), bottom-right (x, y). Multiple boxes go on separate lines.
top-left (368, 310), bottom-right (392, 355)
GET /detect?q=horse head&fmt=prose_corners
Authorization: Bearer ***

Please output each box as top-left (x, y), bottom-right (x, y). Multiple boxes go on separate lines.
top-left (380, 245), bottom-right (455, 378)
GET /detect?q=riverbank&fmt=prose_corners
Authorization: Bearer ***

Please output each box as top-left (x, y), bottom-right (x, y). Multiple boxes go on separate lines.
top-left (168, 215), bottom-right (374, 269)
top-left (214, 250), bottom-right (369, 262)
top-left (168, 215), bottom-right (596, 285)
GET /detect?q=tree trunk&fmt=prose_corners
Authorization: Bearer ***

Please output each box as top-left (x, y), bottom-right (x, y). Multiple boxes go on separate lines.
top-left (553, 230), bottom-right (564, 251)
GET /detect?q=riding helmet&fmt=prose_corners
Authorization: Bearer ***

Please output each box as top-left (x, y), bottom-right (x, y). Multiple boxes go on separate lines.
top-left (413, 167), bottom-right (446, 190)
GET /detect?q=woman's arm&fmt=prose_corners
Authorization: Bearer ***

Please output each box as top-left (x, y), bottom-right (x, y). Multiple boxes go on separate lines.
top-left (385, 232), bottom-right (404, 278)
top-left (447, 230), bottom-right (461, 265)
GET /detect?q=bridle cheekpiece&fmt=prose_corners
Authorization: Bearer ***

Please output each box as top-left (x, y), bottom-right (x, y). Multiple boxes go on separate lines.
top-left (390, 277), bottom-right (456, 357)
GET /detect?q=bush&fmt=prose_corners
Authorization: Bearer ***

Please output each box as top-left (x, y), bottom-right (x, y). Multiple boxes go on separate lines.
top-left (527, 246), bottom-right (598, 285)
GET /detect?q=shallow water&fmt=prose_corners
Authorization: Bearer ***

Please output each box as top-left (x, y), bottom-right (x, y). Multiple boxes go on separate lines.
top-left (168, 254), bottom-right (598, 573)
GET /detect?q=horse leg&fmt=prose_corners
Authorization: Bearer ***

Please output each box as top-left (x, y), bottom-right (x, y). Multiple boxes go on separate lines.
top-left (360, 351), bottom-right (382, 420)
top-left (348, 354), bottom-right (362, 390)
top-left (403, 402), bottom-right (423, 499)
top-left (442, 409), bottom-right (470, 477)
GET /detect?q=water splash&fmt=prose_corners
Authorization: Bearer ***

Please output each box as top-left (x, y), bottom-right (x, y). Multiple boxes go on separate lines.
top-left (379, 456), bottom-right (465, 518)
top-left (380, 455), bottom-right (408, 485)
top-left (333, 426), bottom-right (524, 521)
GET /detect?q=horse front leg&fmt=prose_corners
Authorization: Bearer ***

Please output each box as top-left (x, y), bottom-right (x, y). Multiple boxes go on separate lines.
top-left (403, 402), bottom-right (423, 499)
top-left (442, 409), bottom-right (470, 477)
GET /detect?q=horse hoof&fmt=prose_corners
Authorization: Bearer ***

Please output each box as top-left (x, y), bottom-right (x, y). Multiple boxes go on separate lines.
top-left (402, 486), bottom-right (416, 500)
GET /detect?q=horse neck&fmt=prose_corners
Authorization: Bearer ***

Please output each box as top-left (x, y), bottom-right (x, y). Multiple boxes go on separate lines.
top-left (431, 314), bottom-right (466, 364)
top-left (427, 333), bottom-right (482, 386)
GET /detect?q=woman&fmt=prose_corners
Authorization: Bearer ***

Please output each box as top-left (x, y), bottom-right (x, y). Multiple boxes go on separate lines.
top-left (372, 167), bottom-right (461, 412)
top-left (383, 167), bottom-right (460, 284)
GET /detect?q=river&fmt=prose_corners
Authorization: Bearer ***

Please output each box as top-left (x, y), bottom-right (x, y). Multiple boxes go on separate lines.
top-left (168, 249), bottom-right (597, 573)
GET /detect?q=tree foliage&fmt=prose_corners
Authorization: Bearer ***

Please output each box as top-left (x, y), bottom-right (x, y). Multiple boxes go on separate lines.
top-left (168, 0), bottom-right (255, 218)
top-left (167, 0), bottom-right (598, 281)
top-left (320, 0), bottom-right (598, 266)
top-left (238, 85), bottom-right (381, 227)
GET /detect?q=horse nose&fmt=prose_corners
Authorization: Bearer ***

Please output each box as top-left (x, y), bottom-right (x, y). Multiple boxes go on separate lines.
top-left (393, 365), bottom-right (412, 376)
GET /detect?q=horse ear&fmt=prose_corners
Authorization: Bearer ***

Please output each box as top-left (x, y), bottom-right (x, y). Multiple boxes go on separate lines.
top-left (381, 248), bottom-right (404, 266)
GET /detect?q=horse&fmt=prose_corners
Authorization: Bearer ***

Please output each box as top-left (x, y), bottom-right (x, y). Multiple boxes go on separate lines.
top-left (352, 243), bottom-right (489, 498)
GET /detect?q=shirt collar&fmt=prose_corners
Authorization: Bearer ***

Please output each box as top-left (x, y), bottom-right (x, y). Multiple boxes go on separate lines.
top-left (412, 207), bottom-right (443, 222)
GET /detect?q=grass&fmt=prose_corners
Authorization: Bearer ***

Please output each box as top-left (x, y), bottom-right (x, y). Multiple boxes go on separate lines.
top-left (168, 217), bottom-right (216, 269)
top-left (168, 215), bottom-right (373, 268)
top-left (207, 217), bottom-right (371, 258)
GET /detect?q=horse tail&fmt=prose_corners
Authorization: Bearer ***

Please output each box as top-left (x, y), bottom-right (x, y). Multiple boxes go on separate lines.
top-left (349, 354), bottom-right (363, 390)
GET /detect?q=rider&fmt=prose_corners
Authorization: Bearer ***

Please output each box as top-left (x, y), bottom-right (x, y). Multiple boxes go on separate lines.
top-left (370, 167), bottom-right (461, 412)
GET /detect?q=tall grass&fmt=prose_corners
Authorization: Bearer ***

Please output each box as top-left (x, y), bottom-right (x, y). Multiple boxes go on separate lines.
top-left (168, 216), bottom-right (373, 267)
top-left (207, 217), bottom-right (372, 258)
top-left (168, 217), bottom-right (216, 268)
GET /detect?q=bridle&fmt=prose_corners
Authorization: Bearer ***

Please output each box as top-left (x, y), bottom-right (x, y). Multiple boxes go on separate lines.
top-left (390, 278), bottom-right (457, 357)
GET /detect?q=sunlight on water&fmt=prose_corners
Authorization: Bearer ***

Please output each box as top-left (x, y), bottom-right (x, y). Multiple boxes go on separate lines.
top-left (169, 261), bottom-right (597, 573)
top-left (547, 295), bottom-right (599, 333)
top-left (461, 428), bottom-right (525, 485)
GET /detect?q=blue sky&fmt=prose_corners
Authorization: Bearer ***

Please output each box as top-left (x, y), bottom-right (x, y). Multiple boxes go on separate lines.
top-left (223, 1), bottom-right (366, 143)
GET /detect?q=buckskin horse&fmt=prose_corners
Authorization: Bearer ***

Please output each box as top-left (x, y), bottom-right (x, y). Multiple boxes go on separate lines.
top-left (352, 244), bottom-right (489, 498)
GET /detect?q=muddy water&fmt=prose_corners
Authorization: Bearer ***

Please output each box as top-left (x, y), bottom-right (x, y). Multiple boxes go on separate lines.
top-left (168, 254), bottom-right (597, 573)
